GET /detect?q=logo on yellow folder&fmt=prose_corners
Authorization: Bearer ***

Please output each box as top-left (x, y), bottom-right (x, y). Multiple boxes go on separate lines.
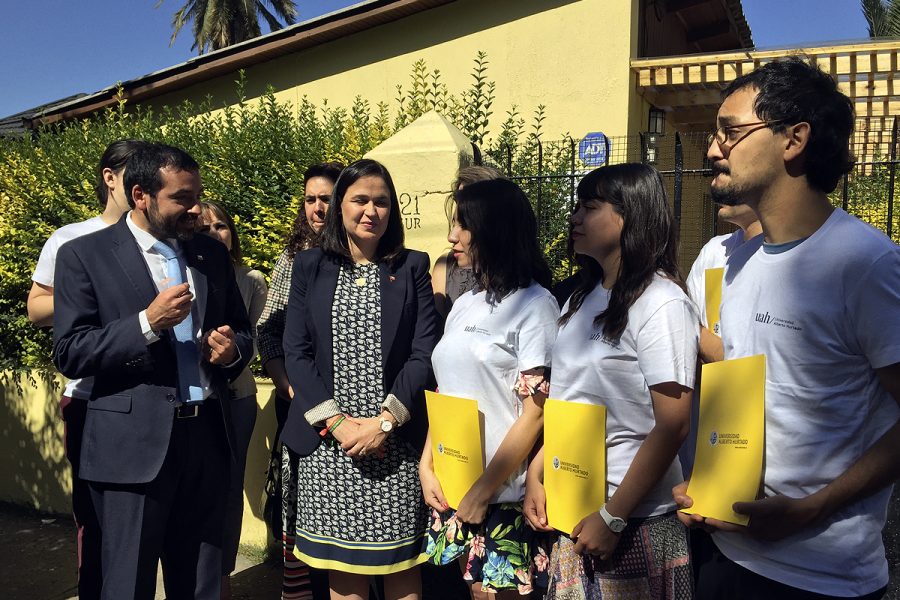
top-left (709, 431), bottom-right (718, 446)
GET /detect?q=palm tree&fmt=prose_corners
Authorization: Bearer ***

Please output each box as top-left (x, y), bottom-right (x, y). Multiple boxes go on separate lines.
top-left (861, 0), bottom-right (900, 37)
top-left (158, 0), bottom-right (299, 54)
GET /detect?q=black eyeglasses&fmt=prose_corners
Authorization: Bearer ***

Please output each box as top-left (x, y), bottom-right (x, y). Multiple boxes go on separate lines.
top-left (707, 120), bottom-right (786, 154)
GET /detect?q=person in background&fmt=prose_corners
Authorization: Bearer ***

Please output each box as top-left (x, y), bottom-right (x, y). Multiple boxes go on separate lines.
top-left (525, 163), bottom-right (697, 599)
top-left (685, 204), bottom-right (761, 365)
top-left (283, 158), bottom-right (438, 599)
top-left (196, 200), bottom-right (268, 600)
top-left (431, 165), bottom-right (506, 321)
top-left (257, 161), bottom-right (343, 600)
top-left (679, 203), bottom-right (761, 471)
top-left (420, 178), bottom-right (558, 598)
top-left (675, 57), bottom-right (900, 600)
top-left (27, 138), bottom-right (146, 600)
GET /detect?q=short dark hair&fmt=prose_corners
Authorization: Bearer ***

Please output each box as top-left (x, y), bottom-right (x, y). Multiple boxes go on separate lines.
top-left (318, 159), bottom-right (405, 265)
top-left (287, 161), bottom-right (345, 258)
top-left (303, 161), bottom-right (344, 186)
top-left (453, 179), bottom-right (551, 304)
top-left (94, 139), bottom-right (146, 206)
top-left (124, 143), bottom-right (200, 208)
top-left (199, 200), bottom-right (241, 263)
top-left (723, 56), bottom-right (855, 193)
top-left (561, 163), bottom-right (683, 340)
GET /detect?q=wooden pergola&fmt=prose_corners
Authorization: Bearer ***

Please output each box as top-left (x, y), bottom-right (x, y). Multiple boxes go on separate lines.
top-left (631, 40), bottom-right (900, 155)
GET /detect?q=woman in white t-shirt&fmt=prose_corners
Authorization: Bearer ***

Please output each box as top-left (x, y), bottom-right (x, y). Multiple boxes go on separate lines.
top-left (524, 163), bottom-right (697, 599)
top-left (421, 178), bottom-right (560, 598)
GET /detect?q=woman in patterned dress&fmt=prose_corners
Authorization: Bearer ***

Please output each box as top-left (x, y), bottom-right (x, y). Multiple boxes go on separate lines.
top-left (258, 161), bottom-right (343, 600)
top-left (524, 163), bottom-right (697, 599)
top-left (282, 159), bottom-right (439, 600)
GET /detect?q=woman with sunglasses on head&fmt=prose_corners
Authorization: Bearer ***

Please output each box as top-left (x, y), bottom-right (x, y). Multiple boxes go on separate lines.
top-left (421, 178), bottom-right (559, 599)
top-left (524, 163), bottom-right (697, 599)
top-left (196, 200), bottom-right (268, 599)
top-left (282, 159), bottom-right (439, 600)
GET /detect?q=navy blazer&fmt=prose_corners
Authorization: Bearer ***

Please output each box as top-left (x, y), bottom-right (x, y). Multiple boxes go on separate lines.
top-left (282, 247), bottom-right (439, 457)
top-left (52, 216), bottom-right (253, 485)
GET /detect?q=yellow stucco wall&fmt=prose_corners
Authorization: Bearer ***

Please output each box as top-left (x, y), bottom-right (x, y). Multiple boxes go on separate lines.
top-left (0, 371), bottom-right (281, 551)
top-left (144, 0), bottom-right (645, 141)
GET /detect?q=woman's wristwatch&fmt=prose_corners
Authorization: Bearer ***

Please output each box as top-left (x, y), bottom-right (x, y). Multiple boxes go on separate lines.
top-left (379, 415), bottom-right (395, 433)
top-left (598, 504), bottom-right (627, 533)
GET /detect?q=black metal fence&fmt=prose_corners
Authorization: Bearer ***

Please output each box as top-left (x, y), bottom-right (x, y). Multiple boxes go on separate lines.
top-left (486, 119), bottom-right (900, 280)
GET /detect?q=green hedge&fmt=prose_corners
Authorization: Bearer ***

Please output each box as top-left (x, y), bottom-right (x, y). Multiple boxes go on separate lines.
top-left (0, 53), bottom-right (565, 373)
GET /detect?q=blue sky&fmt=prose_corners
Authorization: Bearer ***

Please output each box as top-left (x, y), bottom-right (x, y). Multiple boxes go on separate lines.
top-left (0, 0), bottom-right (870, 118)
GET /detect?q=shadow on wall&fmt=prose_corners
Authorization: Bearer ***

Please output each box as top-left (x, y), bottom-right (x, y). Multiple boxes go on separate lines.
top-left (0, 371), bottom-right (70, 514)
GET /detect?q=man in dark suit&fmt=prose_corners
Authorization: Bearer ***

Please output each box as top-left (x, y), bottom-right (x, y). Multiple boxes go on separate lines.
top-left (53, 143), bottom-right (252, 600)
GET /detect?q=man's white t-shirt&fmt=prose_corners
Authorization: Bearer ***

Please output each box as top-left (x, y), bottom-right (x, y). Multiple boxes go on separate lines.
top-left (714, 208), bottom-right (900, 596)
top-left (431, 282), bottom-right (559, 503)
top-left (550, 274), bottom-right (698, 517)
top-left (32, 216), bottom-right (108, 399)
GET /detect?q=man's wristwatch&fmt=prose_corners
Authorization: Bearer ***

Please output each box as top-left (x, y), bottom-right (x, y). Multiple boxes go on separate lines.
top-left (379, 416), bottom-right (395, 434)
top-left (598, 504), bottom-right (627, 533)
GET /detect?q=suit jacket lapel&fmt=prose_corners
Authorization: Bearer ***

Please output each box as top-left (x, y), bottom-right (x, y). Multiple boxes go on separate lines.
top-left (380, 261), bottom-right (405, 362)
top-left (111, 219), bottom-right (159, 312)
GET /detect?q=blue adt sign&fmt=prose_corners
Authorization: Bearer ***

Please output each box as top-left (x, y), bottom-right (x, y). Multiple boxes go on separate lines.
top-left (579, 132), bottom-right (609, 166)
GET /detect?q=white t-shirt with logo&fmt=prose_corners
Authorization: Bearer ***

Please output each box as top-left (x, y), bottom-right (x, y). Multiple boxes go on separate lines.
top-left (713, 208), bottom-right (900, 596)
top-left (431, 282), bottom-right (559, 503)
top-left (550, 274), bottom-right (698, 517)
top-left (32, 216), bottom-right (109, 399)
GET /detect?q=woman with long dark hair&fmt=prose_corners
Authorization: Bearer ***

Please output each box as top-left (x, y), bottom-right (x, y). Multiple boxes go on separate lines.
top-left (524, 163), bottom-right (697, 599)
top-left (421, 178), bottom-right (558, 598)
top-left (283, 159), bottom-right (439, 599)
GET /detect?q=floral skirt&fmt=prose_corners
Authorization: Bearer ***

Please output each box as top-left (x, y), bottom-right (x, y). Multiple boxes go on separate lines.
top-left (425, 503), bottom-right (552, 595)
top-left (546, 512), bottom-right (692, 600)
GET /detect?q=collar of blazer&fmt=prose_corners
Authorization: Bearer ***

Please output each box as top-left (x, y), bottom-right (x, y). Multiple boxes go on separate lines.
top-left (311, 251), bottom-right (408, 366)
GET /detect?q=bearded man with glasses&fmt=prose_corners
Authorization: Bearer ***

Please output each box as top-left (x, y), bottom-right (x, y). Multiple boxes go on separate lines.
top-left (674, 57), bottom-right (900, 600)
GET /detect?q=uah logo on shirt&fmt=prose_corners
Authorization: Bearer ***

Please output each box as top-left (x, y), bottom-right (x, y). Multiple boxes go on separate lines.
top-left (709, 431), bottom-right (718, 446)
top-left (437, 442), bottom-right (444, 454)
top-left (552, 456), bottom-right (560, 470)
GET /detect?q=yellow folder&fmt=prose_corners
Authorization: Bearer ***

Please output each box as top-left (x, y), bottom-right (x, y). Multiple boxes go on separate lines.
top-left (683, 354), bottom-right (765, 526)
top-left (704, 267), bottom-right (725, 336)
top-left (543, 399), bottom-right (607, 535)
top-left (425, 391), bottom-right (485, 510)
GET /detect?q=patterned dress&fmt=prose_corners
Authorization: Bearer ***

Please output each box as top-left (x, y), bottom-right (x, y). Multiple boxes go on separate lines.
top-left (293, 262), bottom-right (428, 574)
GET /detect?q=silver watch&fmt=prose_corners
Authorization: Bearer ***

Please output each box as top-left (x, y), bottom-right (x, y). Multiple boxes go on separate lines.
top-left (379, 416), bottom-right (395, 433)
top-left (598, 504), bottom-right (627, 533)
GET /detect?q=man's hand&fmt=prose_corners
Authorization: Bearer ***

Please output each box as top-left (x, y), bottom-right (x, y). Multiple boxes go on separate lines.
top-left (732, 493), bottom-right (823, 541)
top-left (147, 283), bottom-right (192, 331)
top-left (572, 512), bottom-right (620, 559)
top-left (205, 325), bottom-right (237, 365)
